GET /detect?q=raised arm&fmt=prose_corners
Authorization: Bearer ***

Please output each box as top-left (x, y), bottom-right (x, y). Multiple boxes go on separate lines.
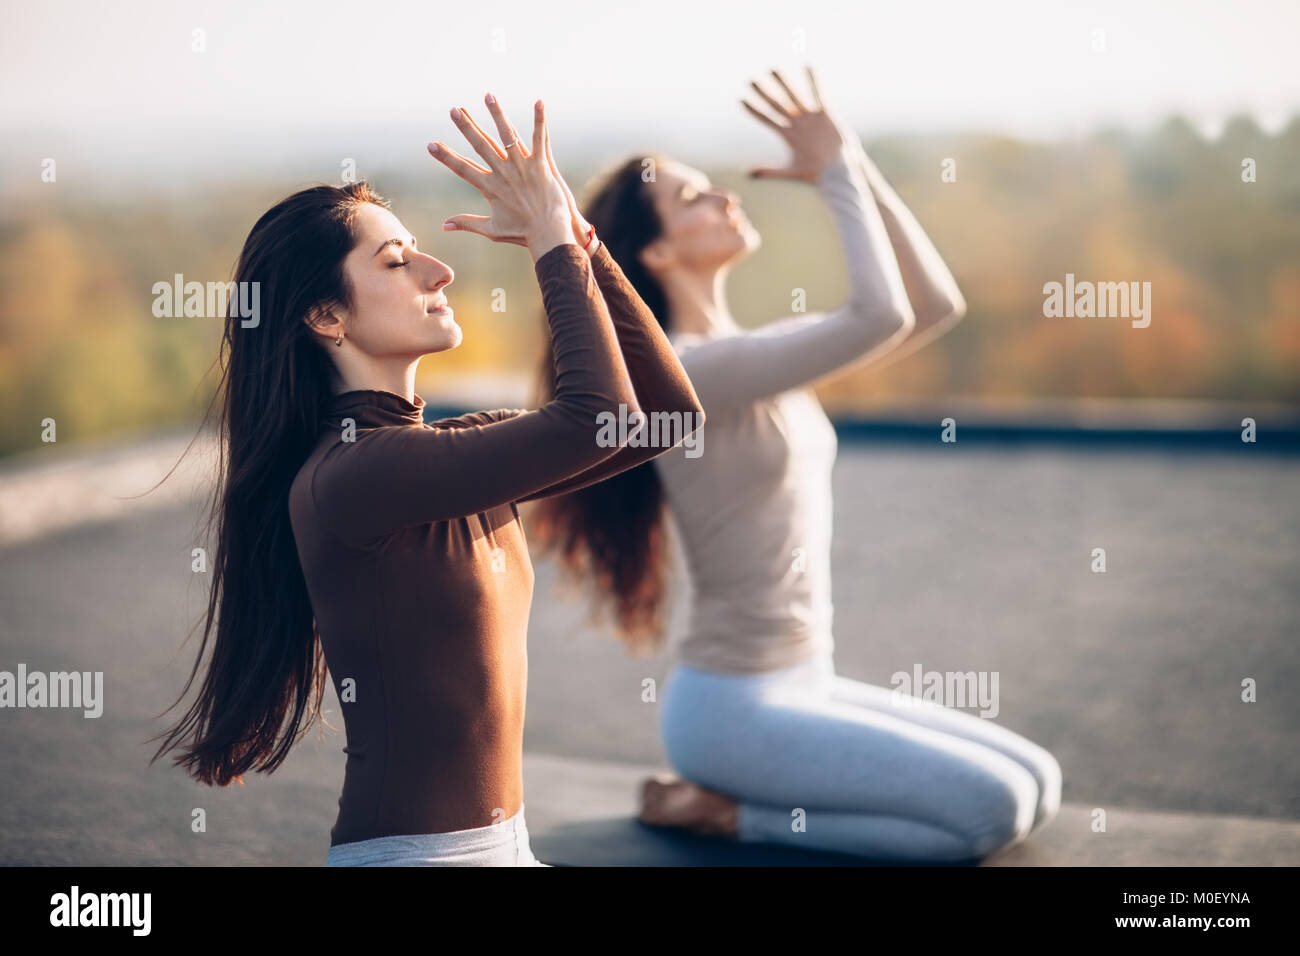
top-left (513, 237), bottom-right (704, 501)
top-left (839, 133), bottom-right (967, 369)
top-left (310, 243), bottom-right (641, 544)
top-left (444, 239), bottom-right (709, 506)
top-left (309, 97), bottom-right (658, 544)
top-left (489, 130), bottom-right (705, 502)
top-left (676, 69), bottom-right (916, 415)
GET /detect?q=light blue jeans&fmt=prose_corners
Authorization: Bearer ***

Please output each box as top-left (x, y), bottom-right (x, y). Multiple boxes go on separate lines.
top-left (326, 804), bottom-right (549, 866)
top-left (660, 652), bottom-right (1062, 862)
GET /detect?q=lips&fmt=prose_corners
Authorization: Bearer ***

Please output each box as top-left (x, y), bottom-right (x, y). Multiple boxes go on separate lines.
top-left (426, 299), bottom-right (450, 313)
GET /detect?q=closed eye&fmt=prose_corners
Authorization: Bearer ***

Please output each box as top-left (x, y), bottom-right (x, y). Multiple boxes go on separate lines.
top-left (391, 236), bottom-right (417, 265)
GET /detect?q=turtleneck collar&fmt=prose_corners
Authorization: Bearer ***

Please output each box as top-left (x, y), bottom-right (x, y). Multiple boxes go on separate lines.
top-left (323, 388), bottom-right (426, 429)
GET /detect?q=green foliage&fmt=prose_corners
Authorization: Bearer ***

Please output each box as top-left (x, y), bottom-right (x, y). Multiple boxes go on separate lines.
top-left (2, 116), bottom-right (1297, 457)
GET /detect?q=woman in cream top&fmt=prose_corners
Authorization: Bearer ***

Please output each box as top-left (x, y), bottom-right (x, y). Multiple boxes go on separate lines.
top-left (530, 68), bottom-right (1062, 862)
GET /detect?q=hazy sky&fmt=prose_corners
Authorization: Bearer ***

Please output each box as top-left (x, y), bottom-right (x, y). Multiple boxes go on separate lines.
top-left (4, 0), bottom-right (1298, 176)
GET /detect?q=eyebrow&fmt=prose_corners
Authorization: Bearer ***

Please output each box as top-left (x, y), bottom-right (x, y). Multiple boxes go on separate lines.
top-left (373, 235), bottom-right (417, 257)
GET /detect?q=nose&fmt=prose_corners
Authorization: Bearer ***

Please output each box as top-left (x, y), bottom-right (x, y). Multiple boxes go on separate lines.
top-left (422, 255), bottom-right (453, 290)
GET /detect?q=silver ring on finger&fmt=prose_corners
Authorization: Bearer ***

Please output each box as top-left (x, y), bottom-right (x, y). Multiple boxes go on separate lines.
top-left (504, 139), bottom-right (522, 150)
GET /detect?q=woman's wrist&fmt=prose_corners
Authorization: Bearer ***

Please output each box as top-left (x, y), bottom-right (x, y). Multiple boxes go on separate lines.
top-left (814, 147), bottom-right (853, 186)
top-left (528, 218), bottom-right (580, 263)
top-left (576, 221), bottom-right (599, 257)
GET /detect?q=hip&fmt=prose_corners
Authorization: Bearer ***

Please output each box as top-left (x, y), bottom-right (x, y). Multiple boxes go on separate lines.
top-left (663, 646), bottom-right (836, 714)
top-left (674, 626), bottom-right (835, 678)
top-left (326, 804), bottom-right (547, 866)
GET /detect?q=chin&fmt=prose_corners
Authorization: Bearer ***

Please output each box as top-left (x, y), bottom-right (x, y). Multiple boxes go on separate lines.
top-left (425, 324), bottom-right (462, 353)
top-left (721, 229), bottom-right (759, 266)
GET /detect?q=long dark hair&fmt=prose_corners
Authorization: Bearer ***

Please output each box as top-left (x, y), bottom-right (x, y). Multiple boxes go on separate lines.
top-left (528, 154), bottom-right (676, 653)
top-left (147, 181), bottom-right (386, 785)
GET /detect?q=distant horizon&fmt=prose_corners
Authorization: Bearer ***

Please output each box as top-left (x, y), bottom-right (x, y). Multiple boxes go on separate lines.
top-left (4, 107), bottom-right (1297, 193)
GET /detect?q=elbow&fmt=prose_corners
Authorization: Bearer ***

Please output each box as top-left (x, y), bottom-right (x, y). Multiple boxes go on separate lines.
top-left (680, 388), bottom-right (706, 429)
top-left (636, 385), bottom-right (706, 432)
top-left (670, 396), bottom-right (706, 448)
top-left (937, 291), bottom-right (967, 326)
top-left (843, 299), bottom-right (915, 356)
top-left (949, 292), bottom-right (968, 322)
top-left (880, 301), bottom-right (916, 346)
top-left (630, 391), bottom-right (706, 444)
top-left (686, 401), bottom-right (706, 434)
top-left (915, 292), bottom-right (967, 337)
top-left (651, 398), bottom-right (707, 442)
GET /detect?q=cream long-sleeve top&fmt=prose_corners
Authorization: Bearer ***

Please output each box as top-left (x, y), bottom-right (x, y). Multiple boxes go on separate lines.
top-left (654, 142), bottom-right (906, 675)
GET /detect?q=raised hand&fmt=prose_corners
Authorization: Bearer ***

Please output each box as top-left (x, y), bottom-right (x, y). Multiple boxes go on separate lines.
top-left (740, 66), bottom-right (851, 183)
top-left (541, 127), bottom-right (597, 255)
top-left (427, 96), bottom-right (575, 260)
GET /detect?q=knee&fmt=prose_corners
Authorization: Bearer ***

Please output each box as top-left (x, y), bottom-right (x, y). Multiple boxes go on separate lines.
top-left (1030, 748), bottom-right (1063, 831)
top-left (962, 759), bottom-right (1039, 859)
top-left (660, 698), bottom-right (733, 791)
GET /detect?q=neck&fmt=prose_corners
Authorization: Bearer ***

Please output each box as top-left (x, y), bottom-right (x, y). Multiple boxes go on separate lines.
top-left (658, 262), bottom-right (738, 337)
top-left (332, 355), bottom-right (421, 404)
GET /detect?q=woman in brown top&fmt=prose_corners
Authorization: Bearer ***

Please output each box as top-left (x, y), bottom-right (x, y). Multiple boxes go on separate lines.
top-left (149, 96), bottom-right (703, 865)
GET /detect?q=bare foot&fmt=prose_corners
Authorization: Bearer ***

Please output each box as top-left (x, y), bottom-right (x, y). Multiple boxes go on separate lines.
top-left (638, 775), bottom-right (739, 839)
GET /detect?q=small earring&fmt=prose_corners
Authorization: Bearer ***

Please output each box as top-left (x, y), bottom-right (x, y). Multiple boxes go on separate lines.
top-left (335, 333), bottom-right (344, 347)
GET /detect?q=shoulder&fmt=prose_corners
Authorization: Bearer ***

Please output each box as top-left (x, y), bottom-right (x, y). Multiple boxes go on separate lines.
top-left (289, 425), bottom-right (427, 538)
top-left (288, 436), bottom-right (335, 523)
top-left (296, 424), bottom-right (414, 500)
top-left (309, 408), bottom-right (527, 475)
top-left (306, 409), bottom-right (527, 490)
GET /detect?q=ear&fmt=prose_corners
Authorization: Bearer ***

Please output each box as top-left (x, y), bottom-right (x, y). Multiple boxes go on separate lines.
top-left (637, 238), bottom-right (673, 274)
top-left (304, 302), bottom-right (343, 342)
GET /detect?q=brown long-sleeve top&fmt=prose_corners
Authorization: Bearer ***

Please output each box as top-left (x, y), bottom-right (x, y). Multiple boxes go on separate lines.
top-left (288, 242), bottom-right (703, 846)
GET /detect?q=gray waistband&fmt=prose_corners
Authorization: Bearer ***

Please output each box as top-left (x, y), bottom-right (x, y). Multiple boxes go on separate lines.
top-left (327, 804), bottom-right (533, 865)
